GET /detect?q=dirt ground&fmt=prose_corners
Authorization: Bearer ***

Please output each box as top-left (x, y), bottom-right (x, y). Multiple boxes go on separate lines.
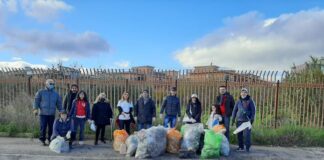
top-left (0, 137), bottom-right (323, 160)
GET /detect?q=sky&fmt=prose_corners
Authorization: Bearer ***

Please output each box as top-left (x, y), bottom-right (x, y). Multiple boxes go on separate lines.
top-left (0, 0), bottom-right (324, 71)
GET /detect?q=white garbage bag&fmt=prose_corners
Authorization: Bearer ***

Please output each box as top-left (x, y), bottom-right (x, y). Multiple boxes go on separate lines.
top-left (90, 122), bottom-right (96, 132)
top-left (218, 133), bottom-right (230, 156)
top-left (126, 134), bottom-right (139, 157)
top-left (233, 121), bottom-right (252, 134)
top-left (49, 136), bottom-right (70, 153)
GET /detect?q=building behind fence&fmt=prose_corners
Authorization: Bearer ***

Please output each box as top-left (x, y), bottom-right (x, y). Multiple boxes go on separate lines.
top-left (0, 65), bottom-right (323, 129)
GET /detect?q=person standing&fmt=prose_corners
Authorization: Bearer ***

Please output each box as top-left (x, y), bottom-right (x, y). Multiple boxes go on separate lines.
top-left (215, 85), bottom-right (235, 140)
top-left (63, 84), bottom-right (79, 114)
top-left (134, 89), bottom-right (156, 130)
top-left (69, 90), bottom-right (91, 145)
top-left (232, 88), bottom-right (256, 152)
top-left (33, 79), bottom-right (63, 146)
top-left (92, 93), bottom-right (113, 145)
top-left (160, 87), bottom-right (181, 128)
top-left (117, 91), bottom-right (133, 134)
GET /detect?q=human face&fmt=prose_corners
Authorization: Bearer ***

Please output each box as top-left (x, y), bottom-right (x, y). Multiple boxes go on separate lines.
top-left (79, 92), bottom-right (85, 100)
top-left (241, 91), bottom-right (248, 99)
top-left (61, 114), bottom-right (67, 121)
top-left (212, 105), bottom-right (216, 112)
top-left (71, 86), bottom-right (78, 93)
top-left (171, 90), bottom-right (176, 96)
top-left (192, 97), bottom-right (197, 103)
top-left (219, 87), bottom-right (226, 95)
top-left (142, 91), bottom-right (148, 98)
top-left (123, 92), bottom-right (129, 100)
top-left (46, 79), bottom-right (55, 89)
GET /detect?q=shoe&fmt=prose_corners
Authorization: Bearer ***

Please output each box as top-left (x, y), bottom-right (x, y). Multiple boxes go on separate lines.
top-left (100, 140), bottom-right (106, 144)
top-left (246, 148), bottom-right (250, 152)
top-left (39, 140), bottom-right (47, 146)
top-left (236, 147), bottom-right (245, 152)
top-left (79, 141), bottom-right (84, 145)
top-left (94, 141), bottom-right (98, 145)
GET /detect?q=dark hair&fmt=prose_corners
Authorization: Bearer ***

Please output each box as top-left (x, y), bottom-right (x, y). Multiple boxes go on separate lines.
top-left (211, 104), bottom-right (221, 114)
top-left (76, 90), bottom-right (89, 102)
top-left (143, 89), bottom-right (149, 93)
top-left (71, 84), bottom-right (79, 88)
top-left (189, 97), bottom-right (201, 105)
top-left (219, 85), bottom-right (227, 89)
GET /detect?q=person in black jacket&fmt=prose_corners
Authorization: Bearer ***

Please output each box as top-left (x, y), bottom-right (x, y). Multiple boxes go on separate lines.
top-left (186, 93), bottom-right (202, 123)
top-left (92, 93), bottom-right (113, 145)
top-left (215, 85), bottom-right (235, 141)
top-left (160, 87), bottom-right (181, 128)
top-left (63, 84), bottom-right (79, 114)
top-left (134, 90), bottom-right (156, 131)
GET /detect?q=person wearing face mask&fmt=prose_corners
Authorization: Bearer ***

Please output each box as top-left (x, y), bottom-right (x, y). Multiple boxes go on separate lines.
top-left (215, 85), bottom-right (235, 141)
top-left (69, 90), bottom-right (91, 145)
top-left (232, 88), bottom-right (256, 152)
top-left (33, 79), bottom-right (63, 146)
top-left (63, 84), bottom-right (79, 114)
top-left (134, 89), bottom-right (156, 131)
top-left (51, 111), bottom-right (73, 149)
top-left (160, 87), bottom-right (181, 128)
top-left (91, 93), bottom-right (113, 145)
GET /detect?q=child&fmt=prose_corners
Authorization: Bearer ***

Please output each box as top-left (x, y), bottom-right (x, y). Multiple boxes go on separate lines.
top-left (206, 104), bottom-right (223, 129)
top-left (51, 111), bottom-right (73, 148)
top-left (92, 93), bottom-right (113, 145)
top-left (69, 90), bottom-right (91, 145)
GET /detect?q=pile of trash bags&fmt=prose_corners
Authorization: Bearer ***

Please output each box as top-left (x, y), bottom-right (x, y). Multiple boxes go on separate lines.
top-left (135, 126), bottom-right (167, 159)
top-left (49, 136), bottom-right (69, 153)
top-left (113, 130), bottom-right (129, 152)
top-left (166, 128), bottom-right (182, 153)
top-left (180, 123), bottom-right (204, 152)
top-left (201, 130), bottom-right (223, 159)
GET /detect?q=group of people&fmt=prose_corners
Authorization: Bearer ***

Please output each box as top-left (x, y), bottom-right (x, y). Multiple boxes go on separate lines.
top-left (33, 79), bottom-right (255, 152)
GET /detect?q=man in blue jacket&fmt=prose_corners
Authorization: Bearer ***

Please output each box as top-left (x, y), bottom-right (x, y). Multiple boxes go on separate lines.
top-left (160, 87), bottom-right (181, 128)
top-left (232, 88), bottom-right (256, 152)
top-left (33, 79), bottom-right (63, 146)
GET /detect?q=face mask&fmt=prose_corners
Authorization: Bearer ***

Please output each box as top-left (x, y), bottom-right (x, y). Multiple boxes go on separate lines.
top-left (241, 95), bottom-right (247, 99)
top-left (48, 84), bottom-right (55, 90)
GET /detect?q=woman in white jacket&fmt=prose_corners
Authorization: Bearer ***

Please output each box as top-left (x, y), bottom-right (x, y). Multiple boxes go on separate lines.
top-left (206, 104), bottom-right (223, 129)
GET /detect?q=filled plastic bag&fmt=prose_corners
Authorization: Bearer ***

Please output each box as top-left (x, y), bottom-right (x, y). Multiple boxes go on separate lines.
top-left (213, 124), bottom-right (226, 134)
top-left (180, 123), bottom-right (204, 152)
top-left (90, 121), bottom-right (96, 132)
top-left (201, 130), bottom-right (222, 159)
top-left (49, 136), bottom-right (70, 153)
top-left (166, 128), bottom-right (182, 153)
top-left (113, 130), bottom-right (129, 151)
top-left (233, 121), bottom-right (252, 134)
top-left (135, 126), bottom-right (167, 159)
top-left (219, 133), bottom-right (230, 156)
top-left (126, 134), bottom-right (139, 157)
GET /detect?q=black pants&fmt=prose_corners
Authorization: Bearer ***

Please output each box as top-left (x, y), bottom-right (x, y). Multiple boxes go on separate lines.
top-left (39, 115), bottom-right (55, 142)
top-left (118, 120), bottom-right (131, 134)
top-left (95, 124), bottom-right (106, 142)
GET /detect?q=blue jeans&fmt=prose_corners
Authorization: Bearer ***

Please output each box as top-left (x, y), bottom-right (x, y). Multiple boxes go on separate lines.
top-left (137, 123), bottom-right (152, 131)
top-left (163, 115), bottom-right (177, 128)
top-left (236, 121), bottom-right (252, 150)
top-left (73, 118), bottom-right (86, 141)
top-left (221, 116), bottom-right (231, 141)
top-left (39, 115), bottom-right (55, 142)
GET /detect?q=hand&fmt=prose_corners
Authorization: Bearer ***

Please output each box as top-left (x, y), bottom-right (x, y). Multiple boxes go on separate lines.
top-left (250, 119), bottom-right (254, 125)
top-left (87, 119), bottom-right (93, 124)
top-left (152, 117), bottom-right (156, 122)
top-left (159, 114), bottom-right (163, 119)
top-left (134, 117), bottom-right (137, 121)
top-left (33, 109), bottom-right (38, 116)
top-left (66, 131), bottom-right (71, 139)
top-left (177, 117), bottom-right (181, 122)
top-left (191, 119), bottom-right (196, 123)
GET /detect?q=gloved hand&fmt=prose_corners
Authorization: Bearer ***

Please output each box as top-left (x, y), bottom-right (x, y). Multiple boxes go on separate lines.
top-left (66, 131), bottom-right (71, 139)
top-left (134, 117), bottom-right (137, 121)
top-left (152, 117), bottom-right (156, 122)
top-left (33, 109), bottom-right (38, 116)
top-left (177, 117), bottom-right (181, 122)
top-left (159, 114), bottom-right (163, 119)
top-left (87, 119), bottom-right (93, 124)
top-left (191, 119), bottom-right (196, 123)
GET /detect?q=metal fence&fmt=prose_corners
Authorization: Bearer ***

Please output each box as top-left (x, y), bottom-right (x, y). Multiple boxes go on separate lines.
top-left (0, 67), bottom-right (323, 128)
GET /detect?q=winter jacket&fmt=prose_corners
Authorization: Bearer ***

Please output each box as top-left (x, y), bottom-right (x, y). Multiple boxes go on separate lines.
top-left (186, 102), bottom-right (202, 122)
top-left (63, 91), bottom-right (77, 113)
top-left (91, 100), bottom-right (113, 125)
top-left (69, 99), bottom-right (91, 120)
top-left (160, 95), bottom-right (181, 117)
top-left (232, 95), bottom-right (256, 122)
top-left (33, 88), bottom-right (63, 116)
top-left (215, 92), bottom-right (235, 117)
top-left (51, 117), bottom-right (73, 140)
top-left (134, 97), bottom-right (156, 124)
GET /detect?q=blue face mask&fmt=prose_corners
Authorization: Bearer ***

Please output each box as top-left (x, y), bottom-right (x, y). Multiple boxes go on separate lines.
top-left (47, 84), bottom-right (55, 90)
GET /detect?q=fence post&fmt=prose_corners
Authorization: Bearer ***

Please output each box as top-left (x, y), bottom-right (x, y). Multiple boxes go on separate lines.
top-left (126, 79), bottom-right (129, 91)
top-left (275, 80), bottom-right (280, 128)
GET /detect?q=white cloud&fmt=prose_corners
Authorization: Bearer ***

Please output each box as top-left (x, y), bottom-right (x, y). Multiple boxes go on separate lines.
top-left (174, 9), bottom-right (324, 70)
top-left (0, 0), bottom-right (17, 13)
top-left (44, 56), bottom-right (69, 64)
top-left (0, 60), bottom-right (47, 68)
top-left (11, 56), bottom-right (22, 61)
top-left (21, 0), bottom-right (72, 22)
top-left (114, 60), bottom-right (130, 68)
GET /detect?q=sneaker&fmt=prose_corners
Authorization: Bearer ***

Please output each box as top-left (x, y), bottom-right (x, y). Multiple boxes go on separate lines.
top-left (94, 141), bottom-right (98, 145)
top-left (246, 148), bottom-right (250, 152)
top-left (79, 141), bottom-right (84, 145)
top-left (236, 147), bottom-right (245, 152)
top-left (39, 140), bottom-right (47, 146)
top-left (100, 140), bottom-right (106, 144)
